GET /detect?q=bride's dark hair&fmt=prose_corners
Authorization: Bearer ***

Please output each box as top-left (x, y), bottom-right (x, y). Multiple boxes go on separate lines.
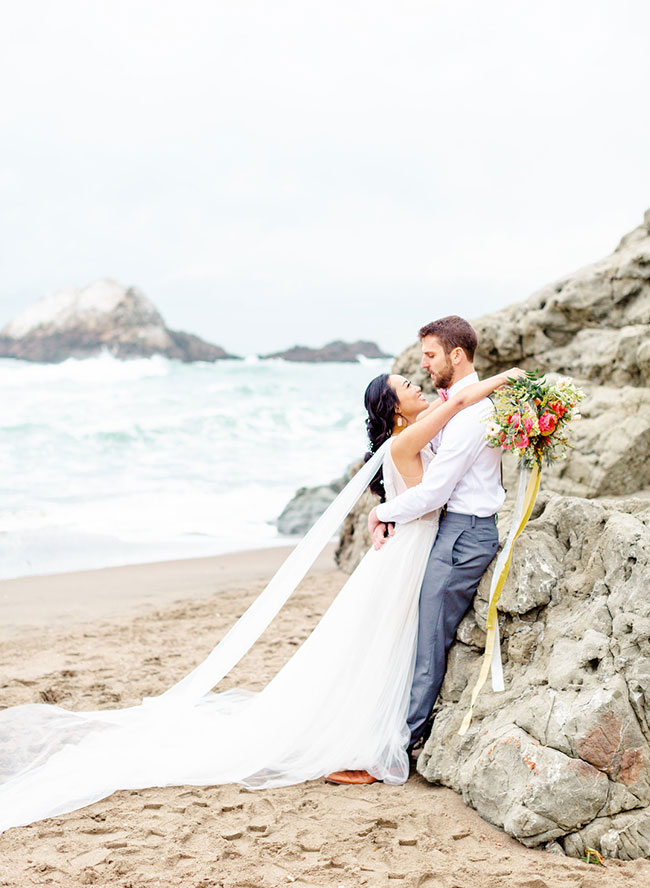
top-left (363, 373), bottom-right (399, 501)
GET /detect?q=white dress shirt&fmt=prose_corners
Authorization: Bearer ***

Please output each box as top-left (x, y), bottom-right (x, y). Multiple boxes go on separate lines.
top-left (376, 372), bottom-right (505, 524)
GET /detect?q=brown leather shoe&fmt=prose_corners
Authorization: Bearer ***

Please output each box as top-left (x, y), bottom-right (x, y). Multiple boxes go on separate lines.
top-left (325, 769), bottom-right (378, 785)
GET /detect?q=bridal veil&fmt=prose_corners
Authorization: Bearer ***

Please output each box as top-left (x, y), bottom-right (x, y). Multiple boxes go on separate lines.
top-left (0, 439), bottom-right (437, 832)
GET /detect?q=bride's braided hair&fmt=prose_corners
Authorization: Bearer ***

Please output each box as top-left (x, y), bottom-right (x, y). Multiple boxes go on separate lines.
top-left (363, 373), bottom-right (399, 501)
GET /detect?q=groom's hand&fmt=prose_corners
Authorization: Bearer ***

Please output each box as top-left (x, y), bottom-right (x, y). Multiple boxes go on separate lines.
top-left (368, 507), bottom-right (395, 550)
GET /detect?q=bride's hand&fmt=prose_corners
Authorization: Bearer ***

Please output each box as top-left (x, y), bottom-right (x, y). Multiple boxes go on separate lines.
top-left (497, 367), bottom-right (526, 387)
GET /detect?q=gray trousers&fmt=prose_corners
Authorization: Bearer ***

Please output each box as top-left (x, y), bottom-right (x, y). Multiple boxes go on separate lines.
top-left (407, 511), bottom-right (499, 744)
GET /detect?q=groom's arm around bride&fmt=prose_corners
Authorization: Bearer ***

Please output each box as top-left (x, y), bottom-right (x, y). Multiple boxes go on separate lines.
top-left (369, 316), bottom-right (509, 747)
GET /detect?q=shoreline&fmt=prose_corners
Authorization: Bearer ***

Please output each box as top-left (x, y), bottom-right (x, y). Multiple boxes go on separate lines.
top-left (0, 544), bottom-right (337, 641)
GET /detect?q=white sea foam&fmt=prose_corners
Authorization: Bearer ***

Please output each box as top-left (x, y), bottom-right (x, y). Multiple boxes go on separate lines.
top-left (0, 351), bottom-right (172, 387)
top-left (1, 354), bottom-right (390, 579)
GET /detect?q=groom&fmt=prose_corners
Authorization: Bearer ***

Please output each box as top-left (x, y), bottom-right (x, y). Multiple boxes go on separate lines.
top-left (327, 315), bottom-right (504, 785)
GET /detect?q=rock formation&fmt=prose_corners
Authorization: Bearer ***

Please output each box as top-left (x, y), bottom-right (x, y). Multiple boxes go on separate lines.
top-left (0, 280), bottom-right (237, 363)
top-left (263, 340), bottom-right (391, 363)
top-left (276, 477), bottom-right (347, 536)
top-left (392, 208), bottom-right (650, 388)
top-left (419, 491), bottom-right (650, 860)
top-left (333, 208), bottom-right (650, 858)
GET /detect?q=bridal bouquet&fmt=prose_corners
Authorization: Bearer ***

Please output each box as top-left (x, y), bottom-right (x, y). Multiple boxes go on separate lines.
top-left (485, 370), bottom-right (584, 468)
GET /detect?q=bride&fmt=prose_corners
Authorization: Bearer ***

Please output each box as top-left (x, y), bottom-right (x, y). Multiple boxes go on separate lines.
top-left (0, 367), bottom-right (519, 833)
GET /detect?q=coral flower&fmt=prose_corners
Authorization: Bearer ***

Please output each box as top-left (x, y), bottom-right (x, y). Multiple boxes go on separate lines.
top-left (539, 411), bottom-right (557, 436)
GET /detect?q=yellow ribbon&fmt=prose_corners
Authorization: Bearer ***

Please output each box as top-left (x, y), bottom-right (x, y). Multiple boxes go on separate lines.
top-left (458, 462), bottom-right (541, 736)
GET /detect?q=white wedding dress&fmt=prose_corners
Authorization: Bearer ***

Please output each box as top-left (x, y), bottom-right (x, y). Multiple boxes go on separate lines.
top-left (0, 442), bottom-right (439, 833)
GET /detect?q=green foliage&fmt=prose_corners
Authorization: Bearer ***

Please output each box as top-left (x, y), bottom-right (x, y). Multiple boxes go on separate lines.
top-left (506, 369), bottom-right (548, 404)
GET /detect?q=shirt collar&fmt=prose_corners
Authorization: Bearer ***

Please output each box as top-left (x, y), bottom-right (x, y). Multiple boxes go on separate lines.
top-left (447, 371), bottom-right (479, 397)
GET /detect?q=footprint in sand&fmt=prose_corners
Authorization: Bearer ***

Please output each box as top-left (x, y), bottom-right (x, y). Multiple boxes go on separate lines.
top-left (397, 835), bottom-right (417, 847)
top-left (163, 852), bottom-right (194, 867)
top-left (297, 830), bottom-right (323, 852)
top-left (176, 827), bottom-right (195, 844)
top-left (376, 818), bottom-right (398, 829)
top-left (221, 829), bottom-right (244, 840)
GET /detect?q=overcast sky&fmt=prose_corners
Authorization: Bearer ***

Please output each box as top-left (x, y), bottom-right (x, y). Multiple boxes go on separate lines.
top-left (1, 0), bottom-right (649, 355)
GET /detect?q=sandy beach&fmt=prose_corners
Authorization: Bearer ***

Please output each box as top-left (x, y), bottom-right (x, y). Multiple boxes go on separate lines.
top-left (1, 548), bottom-right (648, 888)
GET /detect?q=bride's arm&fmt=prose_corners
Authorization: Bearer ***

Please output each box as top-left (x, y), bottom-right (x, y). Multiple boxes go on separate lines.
top-left (391, 368), bottom-right (524, 459)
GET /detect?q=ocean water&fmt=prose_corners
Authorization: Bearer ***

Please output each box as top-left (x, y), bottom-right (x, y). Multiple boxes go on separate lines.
top-left (1, 354), bottom-right (391, 579)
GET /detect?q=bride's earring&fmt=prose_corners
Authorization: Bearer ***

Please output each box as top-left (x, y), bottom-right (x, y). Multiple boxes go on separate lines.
top-left (396, 416), bottom-right (404, 427)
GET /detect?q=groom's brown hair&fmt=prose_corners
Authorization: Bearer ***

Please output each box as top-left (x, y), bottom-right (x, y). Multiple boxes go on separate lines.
top-left (419, 316), bottom-right (478, 361)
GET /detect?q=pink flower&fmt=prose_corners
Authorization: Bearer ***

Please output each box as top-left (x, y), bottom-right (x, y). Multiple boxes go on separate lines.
top-left (539, 411), bottom-right (557, 436)
top-left (510, 412), bottom-right (522, 428)
top-left (515, 433), bottom-right (530, 450)
top-left (523, 417), bottom-right (535, 434)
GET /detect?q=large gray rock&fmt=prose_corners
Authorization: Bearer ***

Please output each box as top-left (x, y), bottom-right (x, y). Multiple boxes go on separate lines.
top-left (276, 459), bottom-right (377, 541)
top-left (470, 208), bottom-right (650, 385)
top-left (417, 493), bottom-right (650, 859)
top-left (276, 479), bottom-right (347, 535)
top-left (0, 279), bottom-right (237, 363)
top-left (330, 210), bottom-right (650, 859)
top-left (337, 209), bottom-right (650, 568)
top-left (263, 340), bottom-right (392, 362)
top-left (392, 209), bottom-right (650, 399)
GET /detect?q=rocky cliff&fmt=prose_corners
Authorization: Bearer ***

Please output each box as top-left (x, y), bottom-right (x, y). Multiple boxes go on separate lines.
top-left (392, 209), bottom-right (650, 388)
top-left (335, 209), bottom-right (650, 858)
top-left (0, 280), bottom-right (237, 363)
top-left (418, 489), bottom-right (650, 860)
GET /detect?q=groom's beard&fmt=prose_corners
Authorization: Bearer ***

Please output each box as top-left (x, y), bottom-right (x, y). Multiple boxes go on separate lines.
top-left (431, 357), bottom-right (455, 390)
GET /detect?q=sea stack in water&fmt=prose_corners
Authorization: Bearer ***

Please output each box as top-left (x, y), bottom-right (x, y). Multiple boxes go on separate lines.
top-left (263, 340), bottom-right (391, 362)
top-left (0, 280), bottom-right (237, 363)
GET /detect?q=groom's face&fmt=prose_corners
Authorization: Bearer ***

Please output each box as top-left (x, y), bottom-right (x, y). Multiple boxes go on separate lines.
top-left (420, 335), bottom-right (455, 389)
